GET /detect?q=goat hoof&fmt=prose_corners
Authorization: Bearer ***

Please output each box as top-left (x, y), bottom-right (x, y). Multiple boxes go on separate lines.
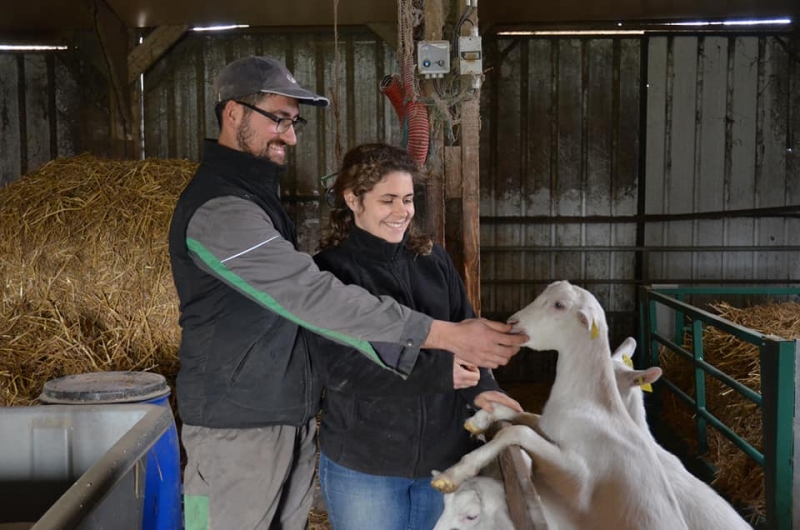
top-left (431, 476), bottom-right (459, 493)
top-left (464, 420), bottom-right (485, 435)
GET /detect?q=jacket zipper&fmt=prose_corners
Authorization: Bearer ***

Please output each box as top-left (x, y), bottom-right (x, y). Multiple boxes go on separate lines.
top-left (300, 330), bottom-right (313, 422)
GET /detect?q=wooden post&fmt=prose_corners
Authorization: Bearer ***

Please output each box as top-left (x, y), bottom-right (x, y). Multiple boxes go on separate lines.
top-left (422, 0), bottom-right (446, 244)
top-left (458, 6), bottom-right (482, 313)
top-left (415, 0), bottom-right (482, 311)
top-left (494, 422), bottom-right (551, 529)
top-left (461, 98), bottom-right (481, 313)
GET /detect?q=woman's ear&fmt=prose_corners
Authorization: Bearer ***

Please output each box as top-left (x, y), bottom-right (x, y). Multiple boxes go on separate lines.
top-left (344, 191), bottom-right (359, 213)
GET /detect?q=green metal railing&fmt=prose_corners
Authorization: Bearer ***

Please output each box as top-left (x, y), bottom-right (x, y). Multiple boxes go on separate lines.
top-left (638, 286), bottom-right (799, 530)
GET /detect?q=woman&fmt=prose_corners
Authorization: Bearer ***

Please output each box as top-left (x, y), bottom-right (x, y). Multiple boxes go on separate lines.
top-left (312, 143), bottom-right (521, 530)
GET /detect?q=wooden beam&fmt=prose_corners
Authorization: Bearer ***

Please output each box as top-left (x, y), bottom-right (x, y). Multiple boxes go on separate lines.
top-left (87, 0), bottom-right (133, 157)
top-left (499, 448), bottom-right (550, 529)
top-left (459, 3), bottom-right (482, 313)
top-left (128, 25), bottom-right (187, 83)
top-left (421, 0), bottom-right (446, 245)
top-left (445, 146), bottom-right (462, 200)
top-left (461, 99), bottom-right (481, 313)
top-left (365, 22), bottom-right (397, 50)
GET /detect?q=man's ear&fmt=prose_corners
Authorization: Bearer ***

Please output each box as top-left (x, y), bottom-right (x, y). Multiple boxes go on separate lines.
top-left (221, 100), bottom-right (243, 128)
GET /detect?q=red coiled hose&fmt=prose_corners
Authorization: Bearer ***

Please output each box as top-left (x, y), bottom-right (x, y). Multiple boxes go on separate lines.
top-left (380, 74), bottom-right (405, 122)
top-left (380, 64), bottom-right (430, 166)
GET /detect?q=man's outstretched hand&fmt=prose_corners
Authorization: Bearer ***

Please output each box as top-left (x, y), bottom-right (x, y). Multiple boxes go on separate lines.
top-left (425, 318), bottom-right (529, 369)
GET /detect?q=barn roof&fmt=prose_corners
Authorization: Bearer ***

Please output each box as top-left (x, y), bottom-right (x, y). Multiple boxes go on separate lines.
top-left (2, 0), bottom-right (796, 36)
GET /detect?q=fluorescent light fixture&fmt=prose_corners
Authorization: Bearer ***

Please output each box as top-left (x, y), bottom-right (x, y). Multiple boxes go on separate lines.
top-left (665, 18), bottom-right (791, 26)
top-left (498, 30), bottom-right (645, 36)
top-left (0, 45), bottom-right (68, 51)
top-left (498, 17), bottom-right (792, 36)
top-left (192, 24), bottom-right (250, 32)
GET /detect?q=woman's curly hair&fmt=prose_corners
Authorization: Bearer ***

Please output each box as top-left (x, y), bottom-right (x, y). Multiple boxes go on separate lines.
top-left (319, 143), bottom-right (433, 255)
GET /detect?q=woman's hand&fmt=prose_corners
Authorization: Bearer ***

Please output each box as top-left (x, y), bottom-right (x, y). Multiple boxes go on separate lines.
top-left (453, 359), bottom-right (480, 389)
top-left (473, 390), bottom-right (523, 413)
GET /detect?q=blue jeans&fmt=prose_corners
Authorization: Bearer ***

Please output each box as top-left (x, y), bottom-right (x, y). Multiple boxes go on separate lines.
top-left (319, 452), bottom-right (444, 530)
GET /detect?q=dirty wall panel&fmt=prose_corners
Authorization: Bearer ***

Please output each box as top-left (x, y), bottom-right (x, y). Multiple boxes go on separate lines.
top-left (281, 33), bottom-right (320, 254)
top-left (493, 39), bottom-right (523, 316)
top-left (322, 38), bottom-right (348, 181)
top-left (143, 84), bottom-right (169, 159)
top-left (201, 36), bottom-right (227, 141)
top-left (0, 55), bottom-right (21, 187)
top-left (694, 36), bottom-right (727, 282)
top-left (755, 37), bottom-right (790, 280)
top-left (554, 39), bottom-right (583, 282)
top-left (644, 36), bottom-right (667, 281)
top-left (381, 43), bottom-right (401, 146)
top-left (785, 38), bottom-right (799, 282)
top-left (54, 55), bottom-right (79, 159)
top-left (644, 33), bottom-right (796, 287)
top-left (285, 32), bottom-right (321, 200)
top-left (479, 39), bottom-right (497, 314)
top-left (725, 37), bottom-right (759, 281)
top-left (611, 39), bottom-right (640, 315)
top-left (24, 55), bottom-right (51, 175)
top-left (665, 36), bottom-right (697, 281)
top-left (522, 39), bottom-right (555, 305)
top-left (352, 37), bottom-right (381, 149)
top-left (172, 39), bottom-right (201, 161)
top-left (585, 39), bottom-right (613, 310)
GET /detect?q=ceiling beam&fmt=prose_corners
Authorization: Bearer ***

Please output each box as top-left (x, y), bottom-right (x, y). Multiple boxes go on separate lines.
top-left (128, 25), bottom-right (188, 83)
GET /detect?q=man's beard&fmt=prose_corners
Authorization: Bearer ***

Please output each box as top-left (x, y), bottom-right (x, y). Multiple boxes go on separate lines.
top-left (235, 120), bottom-right (286, 166)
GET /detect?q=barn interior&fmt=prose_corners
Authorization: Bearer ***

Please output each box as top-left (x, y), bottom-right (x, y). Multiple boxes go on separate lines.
top-left (0, 0), bottom-right (798, 528)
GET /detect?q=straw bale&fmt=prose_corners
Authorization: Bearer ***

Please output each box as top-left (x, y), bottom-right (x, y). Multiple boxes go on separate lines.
top-left (0, 154), bottom-right (197, 406)
top-left (659, 300), bottom-right (800, 521)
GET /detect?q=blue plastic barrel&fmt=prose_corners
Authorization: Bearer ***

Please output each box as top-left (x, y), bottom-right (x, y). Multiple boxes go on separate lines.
top-left (40, 371), bottom-right (182, 530)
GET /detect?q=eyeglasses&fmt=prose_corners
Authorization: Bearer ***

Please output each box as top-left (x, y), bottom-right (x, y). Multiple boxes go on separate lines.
top-left (234, 101), bottom-right (307, 133)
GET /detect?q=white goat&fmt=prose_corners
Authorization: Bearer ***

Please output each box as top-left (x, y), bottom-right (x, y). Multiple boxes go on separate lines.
top-left (431, 339), bottom-right (650, 530)
top-left (431, 475), bottom-right (514, 530)
top-left (431, 280), bottom-right (689, 530)
top-left (610, 340), bottom-right (753, 530)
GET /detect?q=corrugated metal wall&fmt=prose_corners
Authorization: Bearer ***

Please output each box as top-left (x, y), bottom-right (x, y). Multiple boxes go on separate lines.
top-left (0, 51), bottom-right (111, 187)
top-left (479, 33), bottom-right (798, 371)
top-left (645, 35), bottom-right (799, 285)
top-left (141, 28), bottom-right (401, 252)
top-left (480, 36), bottom-right (643, 355)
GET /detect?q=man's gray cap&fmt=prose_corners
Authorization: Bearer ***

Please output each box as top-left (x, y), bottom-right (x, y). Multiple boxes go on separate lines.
top-left (214, 56), bottom-right (330, 107)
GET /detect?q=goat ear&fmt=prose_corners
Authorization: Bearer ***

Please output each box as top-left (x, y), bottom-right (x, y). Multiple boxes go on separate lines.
top-left (623, 366), bottom-right (662, 391)
top-left (611, 337), bottom-right (637, 361)
top-left (577, 309), bottom-right (599, 339)
top-left (640, 366), bottom-right (662, 385)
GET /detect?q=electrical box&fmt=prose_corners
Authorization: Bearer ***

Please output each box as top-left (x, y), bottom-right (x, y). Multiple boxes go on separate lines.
top-left (458, 35), bottom-right (483, 75)
top-left (417, 40), bottom-right (450, 78)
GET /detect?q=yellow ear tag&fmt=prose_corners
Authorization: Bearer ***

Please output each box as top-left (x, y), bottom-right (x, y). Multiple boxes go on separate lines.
top-left (621, 354), bottom-right (633, 368)
top-left (590, 321), bottom-right (599, 340)
top-left (637, 377), bottom-right (653, 393)
top-left (623, 354), bottom-right (652, 392)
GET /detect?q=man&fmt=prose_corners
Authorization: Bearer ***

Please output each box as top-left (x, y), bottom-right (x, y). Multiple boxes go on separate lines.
top-left (168, 56), bottom-right (527, 530)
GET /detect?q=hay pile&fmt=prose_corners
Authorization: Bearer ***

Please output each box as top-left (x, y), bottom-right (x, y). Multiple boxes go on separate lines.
top-left (660, 300), bottom-right (800, 520)
top-left (0, 154), bottom-right (197, 406)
